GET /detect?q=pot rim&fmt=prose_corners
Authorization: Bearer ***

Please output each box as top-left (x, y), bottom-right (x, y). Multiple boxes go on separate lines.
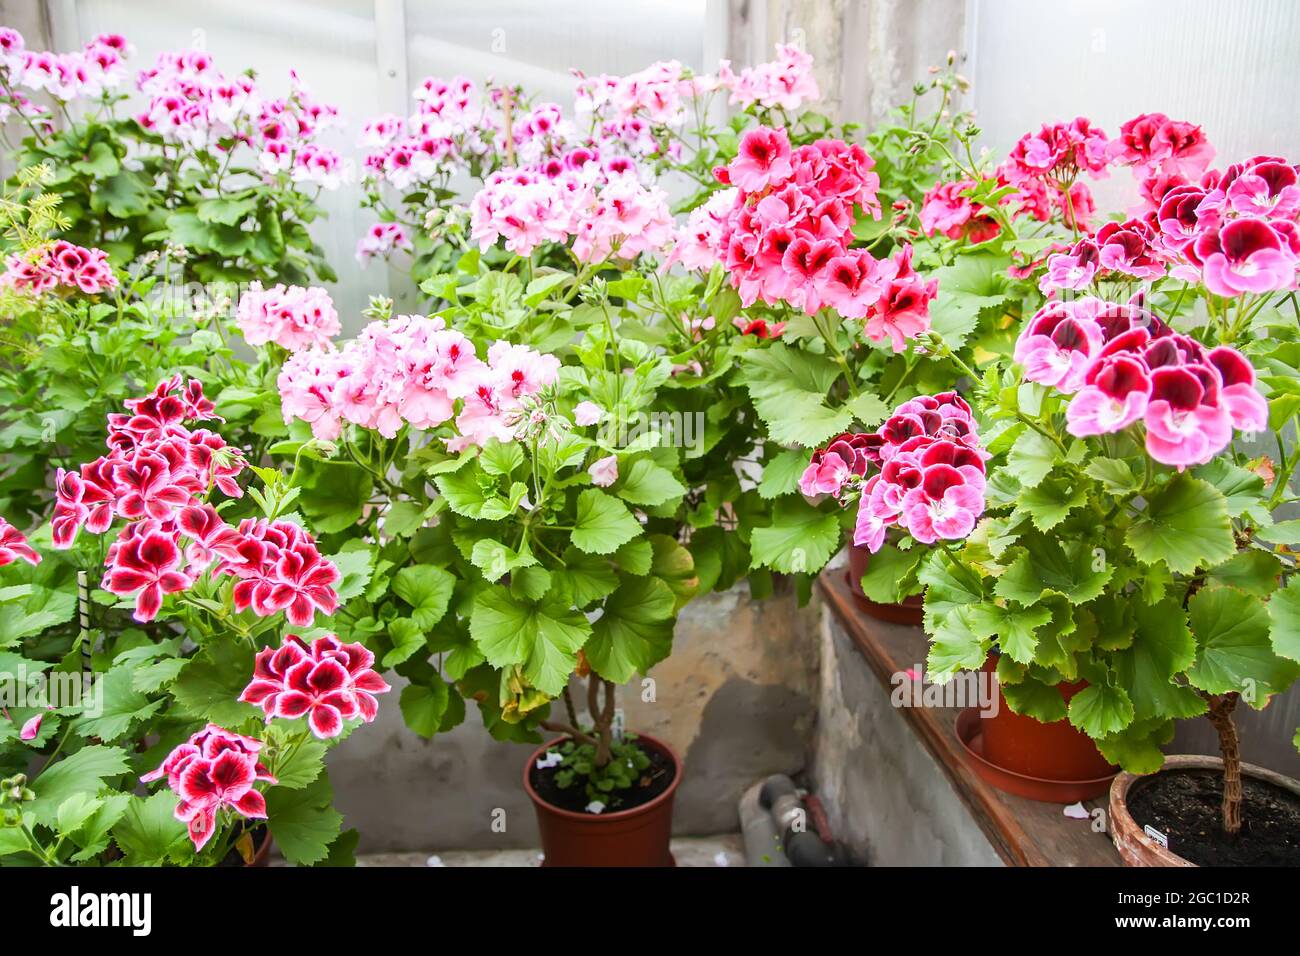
top-left (955, 707), bottom-right (1118, 787)
top-left (522, 730), bottom-right (682, 823)
top-left (1108, 753), bottom-right (1300, 867)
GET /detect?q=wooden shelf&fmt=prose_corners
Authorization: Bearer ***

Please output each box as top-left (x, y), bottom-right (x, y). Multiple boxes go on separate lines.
top-left (817, 570), bottom-right (1121, 867)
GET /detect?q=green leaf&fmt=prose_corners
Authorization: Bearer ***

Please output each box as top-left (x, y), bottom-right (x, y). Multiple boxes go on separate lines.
top-left (113, 791), bottom-right (188, 865)
top-left (571, 489), bottom-right (642, 555)
top-left (550, 550), bottom-right (619, 608)
top-left (470, 538), bottom-right (538, 583)
top-left (1188, 586), bottom-right (1300, 703)
top-left (170, 643), bottom-right (259, 726)
top-left (1006, 429), bottom-right (1059, 490)
top-left (1125, 475), bottom-right (1234, 575)
top-left (758, 448), bottom-right (809, 500)
top-left (0, 581), bottom-right (76, 645)
top-left (739, 343), bottom-right (851, 447)
top-left (269, 736), bottom-right (328, 790)
top-left (1268, 576), bottom-right (1300, 663)
top-left (858, 543), bottom-right (923, 604)
top-left (1207, 550), bottom-right (1282, 597)
top-left (384, 618), bottom-right (427, 668)
top-left (1113, 600), bottom-right (1205, 722)
top-left (749, 498), bottom-right (841, 575)
top-left (845, 391), bottom-right (889, 429)
top-left (469, 587), bottom-right (592, 696)
top-left (299, 462), bottom-right (371, 533)
top-left (926, 606), bottom-right (989, 682)
top-left (1258, 519), bottom-right (1300, 545)
top-left (1068, 683), bottom-right (1135, 738)
top-left (400, 680), bottom-right (450, 739)
top-left (68, 793), bottom-right (130, 862)
top-left (994, 603), bottom-right (1053, 664)
top-left (927, 254), bottom-right (1008, 351)
top-left (615, 458), bottom-right (686, 507)
top-left (30, 746), bottom-right (130, 828)
top-left (1084, 457), bottom-right (1141, 495)
top-left (585, 576), bottom-right (676, 683)
top-left (329, 547), bottom-right (374, 602)
top-left (267, 777), bottom-right (343, 866)
top-left (56, 793), bottom-right (103, 835)
top-left (479, 439), bottom-right (525, 477)
top-left (384, 500), bottom-right (428, 537)
top-left (392, 564), bottom-right (455, 630)
top-left (993, 537), bottom-right (1112, 607)
top-left (72, 666), bottom-right (162, 742)
top-left (1000, 676), bottom-right (1068, 723)
top-left (649, 534), bottom-right (699, 610)
top-left (1194, 459), bottom-right (1267, 520)
top-left (1012, 475), bottom-right (1087, 531)
top-left (919, 550), bottom-right (985, 631)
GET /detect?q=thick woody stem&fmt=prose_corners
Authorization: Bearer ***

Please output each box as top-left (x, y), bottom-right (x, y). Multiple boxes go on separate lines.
top-left (1206, 693), bottom-right (1243, 836)
top-left (588, 673), bottom-right (614, 768)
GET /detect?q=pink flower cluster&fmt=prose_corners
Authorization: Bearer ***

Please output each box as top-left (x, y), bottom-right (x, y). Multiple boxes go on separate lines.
top-left (919, 180), bottom-right (1000, 244)
top-left (239, 634), bottom-right (391, 740)
top-left (51, 375), bottom-right (339, 624)
top-left (1, 240), bottom-right (117, 296)
top-left (574, 60), bottom-right (701, 158)
top-left (141, 724), bottom-right (276, 852)
top-left (277, 315), bottom-right (559, 447)
top-left (0, 516), bottom-right (39, 568)
top-left (799, 394), bottom-right (987, 553)
top-left (1108, 113), bottom-right (1216, 181)
top-left (1040, 151), bottom-right (1300, 298)
top-left (719, 44), bottom-right (820, 112)
top-left (235, 282), bottom-right (340, 352)
top-left (0, 29), bottom-right (130, 102)
top-left (1005, 118), bottom-right (1111, 186)
top-left (134, 49), bottom-right (347, 188)
top-left (711, 128), bottom-right (879, 305)
top-left (356, 222), bottom-right (412, 263)
top-left (470, 153), bottom-right (673, 261)
top-left (1015, 298), bottom-right (1267, 468)
top-left (360, 77), bottom-right (494, 190)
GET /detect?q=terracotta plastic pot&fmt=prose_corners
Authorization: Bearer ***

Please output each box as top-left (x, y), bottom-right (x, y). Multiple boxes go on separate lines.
top-left (846, 544), bottom-right (924, 626)
top-left (1109, 754), bottom-right (1300, 867)
top-left (524, 732), bottom-right (681, 867)
top-left (954, 659), bottom-right (1117, 803)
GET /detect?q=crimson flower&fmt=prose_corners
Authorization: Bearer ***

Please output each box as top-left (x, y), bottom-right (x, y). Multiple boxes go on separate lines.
top-left (101, 528), bottom-right (193, 622)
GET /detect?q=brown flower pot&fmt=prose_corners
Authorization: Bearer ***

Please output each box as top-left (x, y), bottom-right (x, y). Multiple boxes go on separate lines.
top-left (954, 659), bottom-right (1117, 803)
top-left (524, 732), bottom-right (681, 867)
top-left (1109, 754), bottom-right (1300, 867)
top-left (846, 544), bottom-right (924, 626)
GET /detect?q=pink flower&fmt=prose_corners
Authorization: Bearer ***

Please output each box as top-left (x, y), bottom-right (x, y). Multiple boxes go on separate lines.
top-left (1, 240), bottom-right (117, 296)
top-left (240, 635), bottom-right (390, 734)
top-left (589, 454), bottom-right (619, 487)
top-left (900, 464), bottom-right (985, 544)
top-left (1206, 346), bottom-right (1268, 432)
top-left (102, 528), bottom-right (193, 622)
top-left (1109, 113), bottom-right (1215, 179)
top-left (920, 179), bottom-right (999, 243)
top-left (236, 282), bottom-right (341, 353)
top-left (1014, 301), bottom-right (1106, 393)
top-left (1196, 217), bottom-right (1296, 297)
top-left (863, 246), bottom-right (937, 352)
top-left (139, 722), bottom-right (277, 852)
top-left (1066, 355), bottom-right (1151, 436)
top-left (1143, 366), bottom-right (1234, 470)
top-left (574, 401), bottom-right (603, 426)
top-left (721, 44), bottom-right (820, 111)
top-left (19, 712), bottom-right (45, 740)
top-left (356, 221), bottom-right (413, 263)
top-left (0, 517), bottom-right (40, 568)
top-left (729, 127), bottom-right (794, 192)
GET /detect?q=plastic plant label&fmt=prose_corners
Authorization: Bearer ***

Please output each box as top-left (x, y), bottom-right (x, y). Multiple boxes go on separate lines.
top-left (1143, 824), bottom-right (1169, 848)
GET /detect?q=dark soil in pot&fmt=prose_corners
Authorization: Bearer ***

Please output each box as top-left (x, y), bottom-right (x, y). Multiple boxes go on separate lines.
top-left (528, 738), bottom-right (676, 814)
top-left (1126, 769), bottom-right (1300, 867)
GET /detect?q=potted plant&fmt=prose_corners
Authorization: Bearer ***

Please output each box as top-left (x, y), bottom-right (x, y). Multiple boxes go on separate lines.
top-left (914, 114), bottom-right (1300, 842)
top-left (0, 27), bottom-right (345, 286)
top-left (0, 373), bottom-right (372, 866)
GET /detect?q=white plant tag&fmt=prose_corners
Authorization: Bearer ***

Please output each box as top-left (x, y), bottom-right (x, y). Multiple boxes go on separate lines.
top-left (612, 707), bottom-right (625, 742)
top-left (1143, 824), bottom-right (1169, 848)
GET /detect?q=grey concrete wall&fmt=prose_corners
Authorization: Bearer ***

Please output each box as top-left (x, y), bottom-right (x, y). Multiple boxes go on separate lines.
top-left (809, 608), bottom-right (1003, 866)
top-left (724, 0), bottom-right (969, 128)
top-left (327, 579), bottom-right (821, 852)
